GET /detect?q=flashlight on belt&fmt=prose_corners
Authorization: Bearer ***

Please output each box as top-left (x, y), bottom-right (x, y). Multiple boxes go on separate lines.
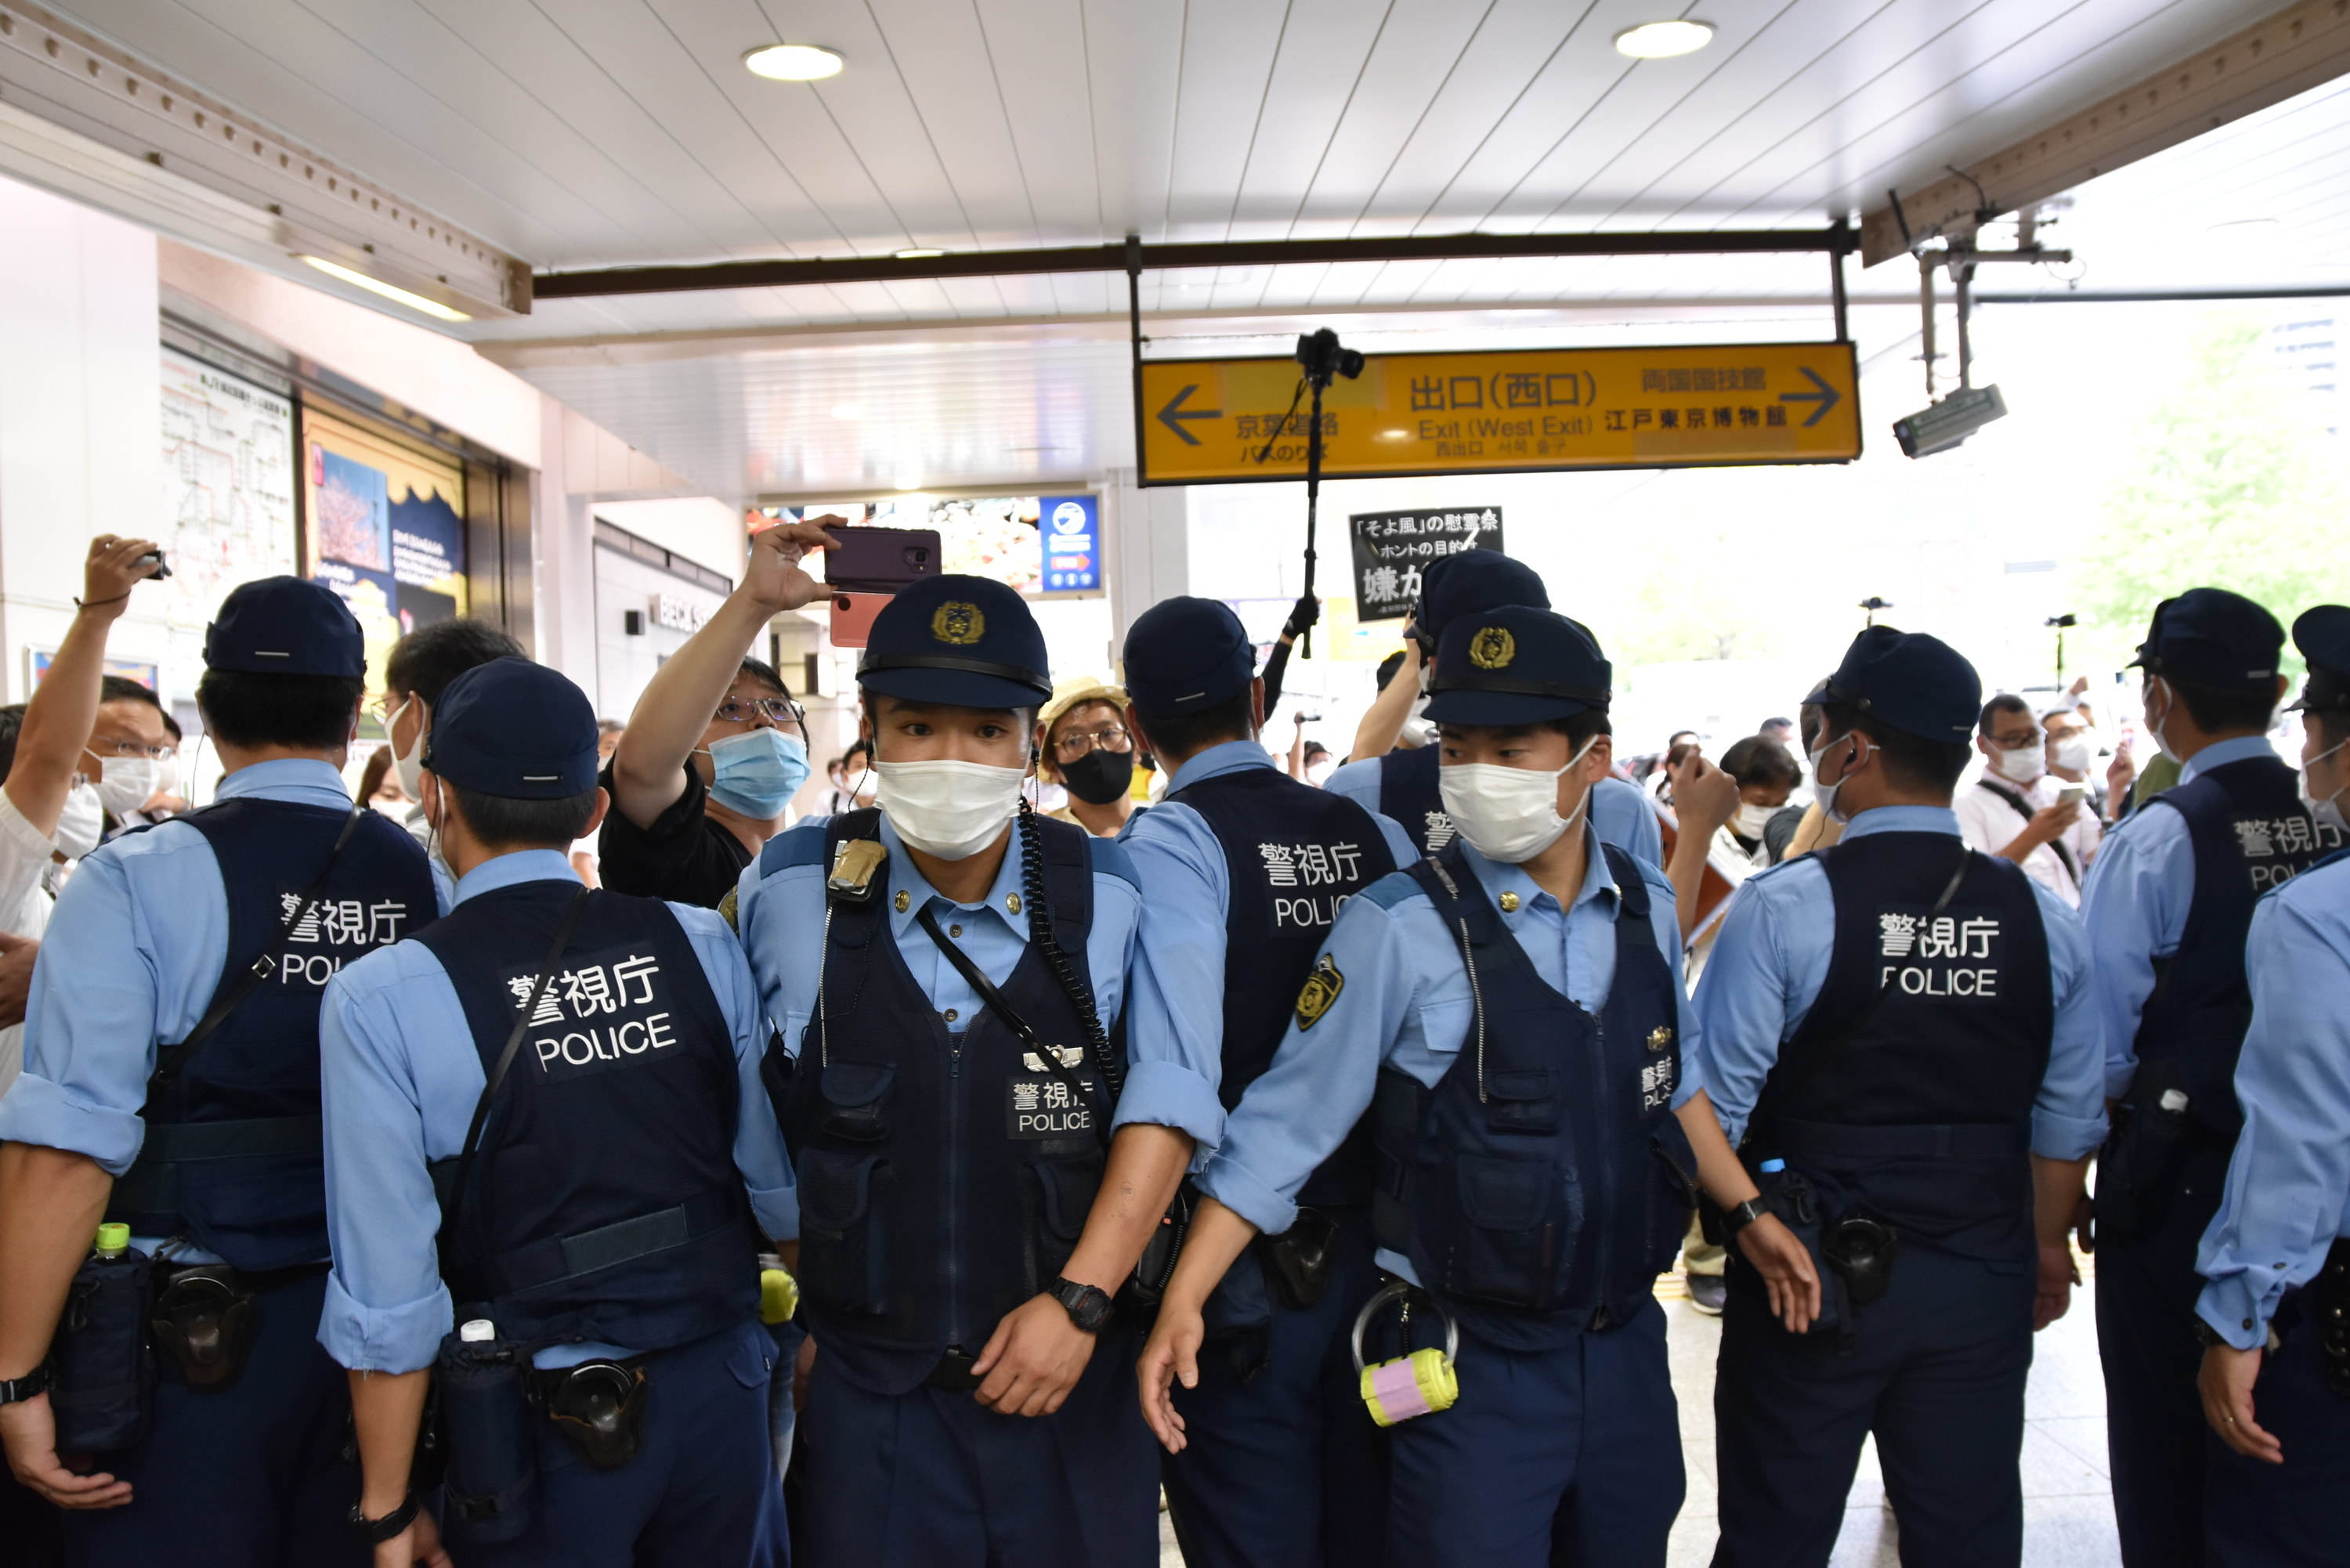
top-left (1350, 1281), bottom-right (1459, 1427)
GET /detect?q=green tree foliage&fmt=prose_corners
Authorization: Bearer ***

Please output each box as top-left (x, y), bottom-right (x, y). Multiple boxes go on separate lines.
top-left (2077, 314), bottom-right (2348, 672)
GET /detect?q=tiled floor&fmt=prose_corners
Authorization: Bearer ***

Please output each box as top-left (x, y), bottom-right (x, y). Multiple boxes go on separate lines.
top-left (1158, 1275), bottom-right (2124, 1566)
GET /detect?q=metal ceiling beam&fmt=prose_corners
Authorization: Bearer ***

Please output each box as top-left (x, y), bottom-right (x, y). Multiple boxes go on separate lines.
top-left (1864, 0), bottom-right (2350, 267)
top-left (532, 226), bottom-right (1852, 300)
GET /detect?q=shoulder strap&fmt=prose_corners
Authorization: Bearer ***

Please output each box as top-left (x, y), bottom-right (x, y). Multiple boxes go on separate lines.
top-left (150, 801), bottom-right (367, 1093)
top-left (442, 887), bottom-right (591, 1245)
top-left (1765, 845), bottom-right (1972, 1117)
top-left (1975, 778), bottom-right (2077, 887)
top-left (1013, 800), bottom-right (1123, 1097)
top-left (915, 905), bottom-right (1112, 1149)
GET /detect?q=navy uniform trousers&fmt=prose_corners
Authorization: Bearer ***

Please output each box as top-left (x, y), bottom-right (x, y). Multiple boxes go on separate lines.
top-left (1389, 1299), bottom-right (1683, 1568)
top-left (62, 1271), bottom-right (362, 1568)
top-left (2093, 1152), bottom-right (2227, 1568)
top-left (1162, 1207), bottom-right (1388, 1568)
top-left (460, 1318), bottom-right (786, 1568)
top-left (2204, 1288), bottom-right (2350, 1568)
top-left (794, 1322), bottom-right (1159, 1568)
top-left (1712, 1239), bottom-right (2037, 1568)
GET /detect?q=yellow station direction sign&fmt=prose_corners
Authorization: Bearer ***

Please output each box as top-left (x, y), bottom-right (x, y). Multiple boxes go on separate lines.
top-left (1137, 341), bottom-right (1861, 485)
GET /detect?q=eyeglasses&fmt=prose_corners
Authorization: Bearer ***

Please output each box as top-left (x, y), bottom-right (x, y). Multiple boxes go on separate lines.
top-left (1986, 732), bottom-right (2043, 752)
top-left (87, 738), bottom-right (176, 762)
top-left (1053, 724), bottom-right (1133, 762)
top-left (714, 695), bottom-right (806, 727)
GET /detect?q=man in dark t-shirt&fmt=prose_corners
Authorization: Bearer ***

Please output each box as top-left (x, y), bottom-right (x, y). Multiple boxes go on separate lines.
top-left (600, 521), bottom-right (837, 906)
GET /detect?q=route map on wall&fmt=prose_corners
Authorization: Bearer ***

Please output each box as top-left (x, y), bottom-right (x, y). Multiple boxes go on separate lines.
top-left (158, 347), bottom-right (298, 701)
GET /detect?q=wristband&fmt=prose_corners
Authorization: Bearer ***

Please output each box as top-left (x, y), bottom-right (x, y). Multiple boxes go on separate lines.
top-left (1719, 1198), bottom-right (1769, 1239)
top-left (0, 1364), bottom-right (50, 1406)
top-left (350, 1490), bottom-right (419, 1544)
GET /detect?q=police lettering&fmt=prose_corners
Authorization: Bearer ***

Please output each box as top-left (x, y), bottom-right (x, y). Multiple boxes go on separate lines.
top-left (1007, 1075), bottom-right (1097, 1140)
top-left (1875, 909), bottom-right (2001, 1002)
top-left (1274, 891), bottom-right (1354, 930)
top-left (1879, 965), bottom-right (2000, 998)
top-left (534, 1010), bottom-right (678, 1071)
top-left (273, 893), bottom-right (414, 988)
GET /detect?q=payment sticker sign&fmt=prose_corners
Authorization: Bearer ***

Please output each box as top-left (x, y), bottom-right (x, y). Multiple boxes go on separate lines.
top-left (1037, 495), bottom-right (1102, 595)
top-left (1137, 341), bottom-right (1860, 485)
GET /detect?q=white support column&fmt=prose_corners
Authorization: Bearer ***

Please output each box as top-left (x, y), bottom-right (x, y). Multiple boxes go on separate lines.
top-left (0, 176), bottom-right (163, 703)
top-left (1102, 468), bottom-right (1191, 668)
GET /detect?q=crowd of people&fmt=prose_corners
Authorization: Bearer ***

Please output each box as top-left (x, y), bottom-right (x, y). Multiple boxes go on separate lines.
top-left (0, 521), bottom-right (2341, 1568)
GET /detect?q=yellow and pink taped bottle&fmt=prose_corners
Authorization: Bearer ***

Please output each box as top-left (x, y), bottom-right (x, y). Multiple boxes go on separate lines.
top-left (1350, 1280), bottom-right (1460, 1428)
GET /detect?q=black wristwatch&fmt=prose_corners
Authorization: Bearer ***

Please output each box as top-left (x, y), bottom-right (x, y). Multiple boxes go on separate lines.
top-left (1719, 1198), bottom-right (1770, 1239)
top-left (350, 1490), bottom-right (419, 1544)
top-left (1047, 1276), bottom-right (1115, 1334)
top-left (0, 1365), bottom-right (49, 1406)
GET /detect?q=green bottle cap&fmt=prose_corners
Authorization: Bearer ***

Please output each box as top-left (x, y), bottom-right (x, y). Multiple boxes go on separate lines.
top-left (95, 1223), bottom-right (130, 1253)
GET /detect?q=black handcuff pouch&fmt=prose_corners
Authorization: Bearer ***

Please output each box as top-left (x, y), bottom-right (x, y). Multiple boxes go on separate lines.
top-left (150, 1265), bottom-right (257, 1390)
top-left (1259, 1205), bottom-right (1340, 1312)
top-left (540, 1359), bottom-right (649, 1470)
top-left (1822, 1216), bottom-right (1900, 1307)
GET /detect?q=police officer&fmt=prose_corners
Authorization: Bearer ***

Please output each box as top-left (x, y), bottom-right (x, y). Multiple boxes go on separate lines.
top-left (1141, 605), bottom-right (1815, 1568)
top-left (2078, 587), bottom-right (2333, 1568)
top-left (2193, 605), bottom-right (2350, 1567)
top-left (1322, 550), bottom-right (1664, 867)
top-left (736, 575), bottom-right (1212, 1567)
top-left (0, 577), bottom-right (440, 1561)
top-left (1692, 627), bottom-right (2105, 1568)
top-left (1115, 597), bottom-right (1417, 1567)
top-left (320, 656), bottom-right (795, 1565)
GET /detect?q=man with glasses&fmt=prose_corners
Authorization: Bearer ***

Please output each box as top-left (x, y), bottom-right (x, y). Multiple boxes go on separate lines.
top-left (602, 522), bottom-right (837, 908)
top-left (1039, 677), bottom-right (1139, 837)
top-left (81, 678), bottom-right (179, 843)
top-left (379, 617), bottom-right (528, 904)
top-left (1956, 694), bottom-right (2099, 909)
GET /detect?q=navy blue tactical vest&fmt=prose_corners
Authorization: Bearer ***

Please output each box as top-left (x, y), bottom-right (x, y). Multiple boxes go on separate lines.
top-left (781, 809), bottom-right (1112, 1395)
top-left (108, 799), bottom-right (435, 1271)
top-left (1370, 839), bottom-right (1695, 1351)
top-left (1749, 832), bottom-right (2052, 1259)
top-left (2130, 756), bottom-right (2341, 1135)
top-left (1168, 764), bottom-right (1397, 1207)
top-left (418, 881), bottom-right (757, 1354)
top-left (1377, 745), bottom-right (1455, 858)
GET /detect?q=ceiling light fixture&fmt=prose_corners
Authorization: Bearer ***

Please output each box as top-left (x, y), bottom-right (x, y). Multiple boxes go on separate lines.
top-left (298, 256), bottom-right (471, 322)
top-left (830, 402), bottom-right (861, 421)
top-left (895, 248), bottom-right (945, 260)
top-left (744, 44), bottom-right (844, 81)
top-left (1614, 20), bottom-right (1714, 59)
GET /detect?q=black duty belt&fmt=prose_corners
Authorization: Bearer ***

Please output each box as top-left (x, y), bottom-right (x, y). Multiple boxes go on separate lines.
top-left (1765, 1118), bottom-right (2030, 1162)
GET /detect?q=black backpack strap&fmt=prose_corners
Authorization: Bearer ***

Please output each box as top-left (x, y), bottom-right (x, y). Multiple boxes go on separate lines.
top-left (148, 801), bottom-right (367, 1096)
top-left (439, 888), bottom-right (592, 1248)
top-left (1974, 777), bottom-right (2078, 888)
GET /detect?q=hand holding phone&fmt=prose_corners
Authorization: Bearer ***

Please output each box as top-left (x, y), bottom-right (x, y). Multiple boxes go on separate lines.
top-left (821, 523), bottom-right (941, 595)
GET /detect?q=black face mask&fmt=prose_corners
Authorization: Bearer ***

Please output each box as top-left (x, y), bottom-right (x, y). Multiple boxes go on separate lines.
top-left (1060, 747), bottom-right (1135, 805)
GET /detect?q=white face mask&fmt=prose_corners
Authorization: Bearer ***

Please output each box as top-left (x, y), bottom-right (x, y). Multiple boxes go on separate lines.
top-left (2300, 738), bottom-right (2348, 833)
top-left (875, 758), bottom-right (1028, 861)
top-left (2051, 732), bottom-right (2093, 775)
top-left (85, 754), bottom-right (160, 815)
top-left (1732, 800), bottom-right (1777, 837)
top-left (386, 699), bottom-right (427, 801)
top-left (1808, 732), bottom-right (1871, 824)
top-left (2146, 678), bottom-right (2179, 760)
top-left (1990, 743), bottom-right (2044, 785)
top-left (1437, 735), bottom-right (1598, 864)
top-left (54, 781), bottom-right (103, 858)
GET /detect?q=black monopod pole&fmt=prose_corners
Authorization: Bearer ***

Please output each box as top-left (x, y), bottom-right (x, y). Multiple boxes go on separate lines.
top-left (1300, 378), bottom-right (1325, 660)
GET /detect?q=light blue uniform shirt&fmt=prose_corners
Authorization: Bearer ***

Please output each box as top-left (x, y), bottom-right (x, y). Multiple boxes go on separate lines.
top-left (317, 850), bottom-right (794, 1375)
top-left (736, 813), bottom-right (1220, 1148)
top-left (1120, 740), bottom-right (1417, 1161)
top-left (2080, 735), bottom-right (2280, 1100)
top-left (0, 761), bottom-right (451, 1266)
top-left (1325, 756), bottom-right (1664, 869)
top-left (2196, 856), bottom-right (2350, 1348)
top-left (1689, 805), bottom-right (2106, 1162)
top-left (1195, 828), bottom-right (1697, 1284)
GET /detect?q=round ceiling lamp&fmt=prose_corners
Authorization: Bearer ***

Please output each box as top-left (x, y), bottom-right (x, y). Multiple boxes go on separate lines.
top-left (744, 44), bottom-right (844, 81)
top-left (1614, 20), bottom-right (1714, 59)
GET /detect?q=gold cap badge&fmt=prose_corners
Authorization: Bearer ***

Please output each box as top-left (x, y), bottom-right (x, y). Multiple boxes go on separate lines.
top-left (1469, 625), bottom-right (1516, 670)
top-left (931, 601), bottom-right (985, 646)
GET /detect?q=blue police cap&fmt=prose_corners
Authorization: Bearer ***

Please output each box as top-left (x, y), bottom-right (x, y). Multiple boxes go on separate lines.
top-left (1415, 549), bottom-right (1549, 642)
top-left (857, 574), bottom-right (1053, 710)
top-left (422, 657), bottom-right (599, 799)
top-left (1123, 597), bottom-right (1255, 716)
top-left (202, 576), bottom-right (365, 677)
top-left (1424, 605), bottom-right (1611, 727)
top-left (1802, 626), bottom-right (1980, 743)
top-left (2128, 587), bottom-right (2284, 693)
top-left (2290, 605), bottom-right (2350, 715)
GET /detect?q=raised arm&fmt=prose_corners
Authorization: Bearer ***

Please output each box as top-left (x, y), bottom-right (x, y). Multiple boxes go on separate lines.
top-left (609, 521), bottom-right (836, 829)
top-left (1349, 637), bottom-right (1422, 762)
top-left (9, 538), bottom-right (163, 836)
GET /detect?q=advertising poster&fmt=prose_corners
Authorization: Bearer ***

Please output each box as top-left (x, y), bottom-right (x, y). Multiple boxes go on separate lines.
top-left (302, 409), bottom-right (468, 705)
top-left (158, 347), bottom-right (298, 701)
